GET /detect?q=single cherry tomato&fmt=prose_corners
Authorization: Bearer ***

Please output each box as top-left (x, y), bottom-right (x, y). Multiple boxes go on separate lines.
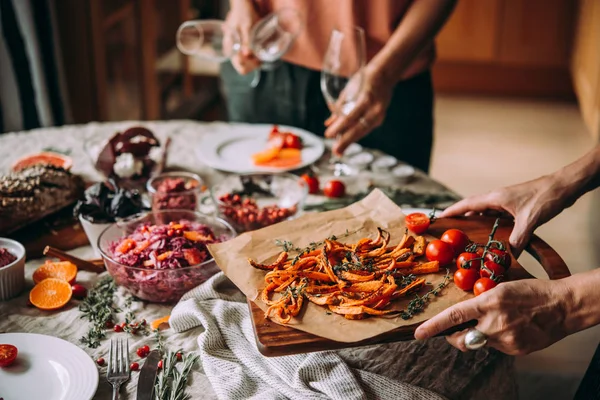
top-left (454, 268), bottom-right (480, 291)
top-left (105, 320), bottom-right (114, 329)
top-left (441, 229), bottom-right (470, 256)
top-left (130, 362), bottom-right (140, 371)
top-left (485, 248), bottom-right (511, 268)
top-left (300, 174), bottom-right (320, 194)
top-left (0, 344), bottom-right (18, 367)
top-left (113, 324), bottom-right (123, 333)
top-left (456, 252), bottom-right (481, 270)
top-left (176, 352), bottom-right (183, 361)
top-left (425, 239), bottom-right (455, 266)
top-left (141, 345), bottom-right (150, 353)
top-left (324, 180), bottom-right (345, 198)
top-left (481, 261), bottom-right (505, 280)
top-left (473, 277), bottom-right (497, 296)
top-left (405, 213), bottom-right (430, 234)
top-left (283, 133), bottom-right (302, 149)
top-left (71, 284), bottom-right (87, 299)
top-left (96, 357), bottom-right (105, 366)
top-left (157, 360), bottom-right (163, 370)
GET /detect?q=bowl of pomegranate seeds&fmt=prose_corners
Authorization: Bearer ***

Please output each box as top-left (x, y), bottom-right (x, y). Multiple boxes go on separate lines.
top-left (97, 210), bottom-right (235, 302)
top-left (210, 173), bottom-right (308, 233)
top-left (147, 172), bottom-right (204, 212)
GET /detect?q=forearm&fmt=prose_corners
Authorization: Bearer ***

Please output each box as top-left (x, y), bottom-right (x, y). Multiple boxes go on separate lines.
top-left (562, 268), bottom-right (600, 334)
top-left (367, 0), bottom-right (457, 84)
top-left (551, 145), bottom-right (600, 207)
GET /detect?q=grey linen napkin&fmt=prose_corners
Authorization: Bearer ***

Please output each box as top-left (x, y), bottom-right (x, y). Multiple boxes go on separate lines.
top-left (170, 272), bottom-right (448, 400)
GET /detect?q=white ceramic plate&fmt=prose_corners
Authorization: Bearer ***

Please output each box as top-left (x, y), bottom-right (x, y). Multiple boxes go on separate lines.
top-left (0, 333), bottom-right (98, 400)
top-left (198, 124), bottom-right (325, 173)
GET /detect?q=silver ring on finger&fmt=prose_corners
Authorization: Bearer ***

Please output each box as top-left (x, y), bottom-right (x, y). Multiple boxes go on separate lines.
top-left (359, 117), bottom-right (369, 129)
top-left (464, 328), bottom-right (488, 350)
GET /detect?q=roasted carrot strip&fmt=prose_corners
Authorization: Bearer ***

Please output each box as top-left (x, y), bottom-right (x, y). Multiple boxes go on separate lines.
top-left (393, 261), bottom-right (439, 276)
top-left (413, 236), bottom-right (427, 256)
top-left (249, 252), bottom-right (288, 270)
top-left (340, 271), bottom-right (376, 282)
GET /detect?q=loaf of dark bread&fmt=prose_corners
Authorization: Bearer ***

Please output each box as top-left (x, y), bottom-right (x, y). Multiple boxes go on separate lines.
top-left (0, 165), bottom-right (84, 234)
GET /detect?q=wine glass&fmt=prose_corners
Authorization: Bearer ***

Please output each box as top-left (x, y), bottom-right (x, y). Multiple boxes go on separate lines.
top-left (320, 26), bottom-right (366, 176)
top-left (176, 20), bottom-right (240, 62)
top-left (248, 8), bottom-right (304, 87)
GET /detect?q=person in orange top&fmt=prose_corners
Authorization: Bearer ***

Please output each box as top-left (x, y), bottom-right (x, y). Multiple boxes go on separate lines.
top-left (221, 0), bottom-right (457, 173)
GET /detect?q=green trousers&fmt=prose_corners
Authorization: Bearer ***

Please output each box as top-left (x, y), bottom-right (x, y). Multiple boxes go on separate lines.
top-left (220, 61), bottom-right (434, 173)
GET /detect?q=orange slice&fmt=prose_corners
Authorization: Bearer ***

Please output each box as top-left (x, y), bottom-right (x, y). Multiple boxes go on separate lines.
top-left (12, 152), bottom-right (73, 171)
top-left (252, 146), bottom-right (281, 165)
top-left (30, 278), bottom-right (73, 310)
top-left (150, 315), bottom-right (170, 330)
top-left (33, 261), bottom-right (78, 284)
top-left (255, 148), bottom-right (302, 168)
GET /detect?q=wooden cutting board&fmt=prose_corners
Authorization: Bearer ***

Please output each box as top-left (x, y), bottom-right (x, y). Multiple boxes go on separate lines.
top-left (248, 216), bottom-right (570, 357)
top-left (8, 206), bottom-right (89, 259)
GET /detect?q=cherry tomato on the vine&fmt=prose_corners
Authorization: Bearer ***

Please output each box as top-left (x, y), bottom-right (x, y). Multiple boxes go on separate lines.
top-left (456, 252), bottom-right (481, 270)
top-left (485, 248), bottom-right (511, 268)
top-left (454, 268), bottom-right (480, 291)
top-left (324, 180), bottom-right (345, 198)
top-left (473, 277), bottom-right (497, 296)
top-left (441, 229), bottom-right (470, 256)
top-left (300, 174), bottom-right (319, 194)
top-left (481, 261), bottom-right (505, 280)
top-left (426, 240), bottom-right (455, 266)
top-left (405, 213), bottom-right (430, 235)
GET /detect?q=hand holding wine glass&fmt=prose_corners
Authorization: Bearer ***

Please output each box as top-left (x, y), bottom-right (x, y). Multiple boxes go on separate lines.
top-left (323, 28), bottom-right (394, 156)
top-left (223, 0), bottom-right (262, 74)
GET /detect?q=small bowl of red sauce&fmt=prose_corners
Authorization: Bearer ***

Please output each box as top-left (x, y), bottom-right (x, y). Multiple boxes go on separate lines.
top-left (147, 172), bottom-right (204, 212)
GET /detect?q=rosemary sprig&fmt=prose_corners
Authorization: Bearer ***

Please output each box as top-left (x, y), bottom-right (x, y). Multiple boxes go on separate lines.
top-left (79, 277), bottom-right (120, 348)
top-left (154, 350), bottom-right (199, 400)
top-left (400, 269), bottom-right (451, 320)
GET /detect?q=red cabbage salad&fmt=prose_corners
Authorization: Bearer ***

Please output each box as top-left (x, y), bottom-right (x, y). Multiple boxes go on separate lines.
top-left (109, 220), bottom-right (225, 269)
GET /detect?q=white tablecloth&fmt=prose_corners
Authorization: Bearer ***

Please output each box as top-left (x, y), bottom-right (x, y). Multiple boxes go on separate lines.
top-left (0, 121), bottom-right (516, 400)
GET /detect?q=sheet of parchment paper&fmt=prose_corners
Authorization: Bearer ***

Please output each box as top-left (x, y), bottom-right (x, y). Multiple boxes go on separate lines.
top-left (208, 189), bottom-right (471, 343)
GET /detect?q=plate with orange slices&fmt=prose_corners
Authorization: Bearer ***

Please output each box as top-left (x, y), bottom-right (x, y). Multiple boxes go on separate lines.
top-left (198, 124), bottom-right (325, 174)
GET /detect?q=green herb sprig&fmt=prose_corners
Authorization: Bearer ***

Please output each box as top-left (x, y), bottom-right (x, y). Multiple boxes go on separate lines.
top-left (400, 269), bottom-right (451, 320)
top-left (154, 350), bottom-right (199, 400)
top-left (79, 277), bottom-right (120, 348)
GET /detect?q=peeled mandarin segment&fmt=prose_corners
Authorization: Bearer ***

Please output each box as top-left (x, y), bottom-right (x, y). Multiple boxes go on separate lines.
top-left (29, 278), bottom-right (73, 310)
top-left (33, 261), bottom-right (78, 284)
top-left (150, 315), bottom-right (170, 330)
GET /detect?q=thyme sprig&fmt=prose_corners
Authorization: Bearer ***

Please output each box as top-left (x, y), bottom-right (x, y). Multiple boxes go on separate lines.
top-left (275, 228), bottom-right (362, 265)
top-left (400, 269), bottom-right (451, 320)
top-left (79, 277), bottom-right (120, 348)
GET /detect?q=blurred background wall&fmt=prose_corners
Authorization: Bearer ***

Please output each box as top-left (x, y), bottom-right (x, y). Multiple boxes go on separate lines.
top-left (34, 0), bottom-right (599, 143)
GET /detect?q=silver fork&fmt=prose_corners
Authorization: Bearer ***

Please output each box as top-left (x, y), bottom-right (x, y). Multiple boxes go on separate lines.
top-left (106, 337), bottom-right (130, 400)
